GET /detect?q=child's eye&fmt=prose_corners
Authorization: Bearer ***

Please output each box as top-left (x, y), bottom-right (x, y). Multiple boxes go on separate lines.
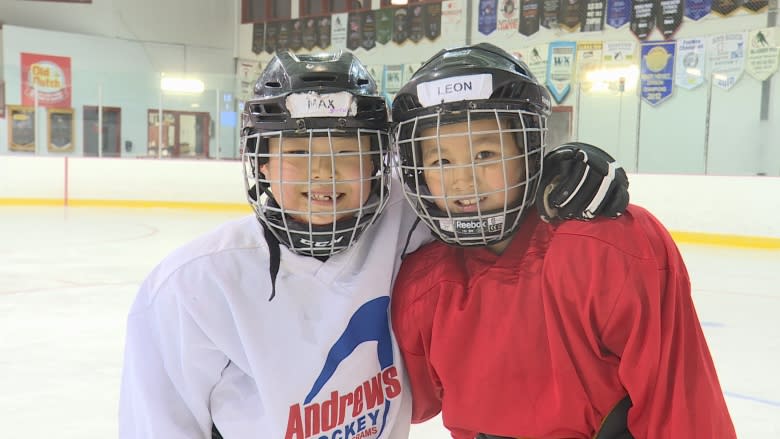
top-left (475, 151), bottom-right (496, 160)
top-left (428, 158), bottom-right (450, 167)
top-left (284, 149), bottom-right (308, 155)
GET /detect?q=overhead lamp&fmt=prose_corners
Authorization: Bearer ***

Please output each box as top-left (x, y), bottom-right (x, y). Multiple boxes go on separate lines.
top-left (391, 0), bottom-right (408, 4)
top-left (160, 76), bottom-right (205, 93)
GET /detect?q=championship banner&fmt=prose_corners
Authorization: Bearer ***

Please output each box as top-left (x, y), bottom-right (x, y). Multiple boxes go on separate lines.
top-left (403, 62), bottom-right (424, 84)
top-left (711, 0), bottom-right (740, 16)
top-left (252, 23), bottom-right (265, 55)
top-left (675, 38), bottom-right (706, 89)
top-left (302, 18), bottom-right (318, 51)
top-left (408, 4), bottom-right (426, 42)
top-left (425, 3), bottom-right (443, 40)
top-left (317, 16), bottom-right (332, 49)
top-left (709, 32), bottom-right (746, 89)
top-left (332, 13), bottom-right (349, 49)
top-left (375, 9), bottom-right (394, 44)
top-left (746, 28), bottom-right (779, 81)
top-left (478, 0), bottom-right (498, 35)
top-left (630, 0), bottom-right (655, 40)
top-left (582, 0), bottom-right (606, 32)
top-left (558, 0), bottom-right (583, 31)
top-left (546, 41), bottom-right (577, 103)
top-left (442, 0), bottom-right (463, 37)
top-left (515, 45), bottom-right (549, 81)
top-left (361, 11), bottom-right (377, 50)
top-left (603, 41), bottom-right (637, 90)
top-left (497, 0), bottom-right (520, 32)
top-left (685, 0), bottom-right (711, 19)
top-left (519, 0), bottom-right (541, 36)
top-left (640, 41), bottom-right (675, 105)
top-left (742, 0), bottom-right (768, 12)
top-left (541, 0), bottom-right (561, 29)
top-left (393, 7), bottom-right (409, 44)
top-left (576, 41), bottom-right (604, 91)
top-left (289, 20), bottom-right (303, 52)
top-left (347, 13), bottom-right (362, 50)
top-left (265, 22), bottom-right (278, 54)
top-left (384, 65), bottom-right (404, 92)
top-left (21, 53), bottom-right (71, 108)
top-left (276, 21), bottom-right (290, 51)
top-left (656, 0), bottom-right (683, 39)
top-left (237, 59), bottom-right (262, 99)
top-left (607, 0), bottom-right (632, 28)
top-left (367, 64), bottom-right (385, 92)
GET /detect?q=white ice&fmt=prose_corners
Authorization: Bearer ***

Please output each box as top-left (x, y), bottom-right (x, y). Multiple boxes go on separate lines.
top-left (1, 206), bottom-right (777, 438)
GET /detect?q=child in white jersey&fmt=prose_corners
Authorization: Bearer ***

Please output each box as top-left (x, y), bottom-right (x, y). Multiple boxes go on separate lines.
top-left (119, 49), bottom-right (629, 438)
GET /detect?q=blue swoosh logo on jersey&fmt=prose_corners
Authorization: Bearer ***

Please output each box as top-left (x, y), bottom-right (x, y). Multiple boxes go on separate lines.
top-left (305, 295), bottom-right (394, 437)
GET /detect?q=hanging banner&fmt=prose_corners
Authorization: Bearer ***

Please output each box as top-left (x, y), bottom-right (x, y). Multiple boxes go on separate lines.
top-left (519, 0), bottom-right (541, 36)
top-left (8, 106), bottom-right (36, 152)
top-left (711, 0), bottom-right (741, 16)
top-left (384, 65), bottom-right (404, 92)
top-left (361, 11), bottom-right (377, 50)
top-left (746, 28), bottom-right (779, 81)
top-left (403, 62), bottom-right (424, 84)
top-left (393, 7), bottom-right (409, 44)
top-left (425, 3), bottom-right (443, 40)
top-left (331, 13), bottom-right (348, 49)
top-left (442, 0), bottom-right (463, 38)
top-left (546, 41), bottom-right (577, 103)
top-left (238, 59), bottom-right (262, 99)
top-left (559, 0), bottom-right (583, 32)
top-left (576, 41), bottom-right (604, 91)
top-left (541, 0), bottom-right (561, 29)
top-left (21, 53), bottom-right (72, 108)
top-left (347, 12), bottom-right (362, 50)
top-left (317, 16), bottom-right (332, 49)
top-left (607, 0), bottom-right (632, 28)
top-left (276, 21), bottom-right (291, 51)
top-left (742, 0), bottom-right (768, 12)
top-left (479, 0), bottom-right (499, 35)
top-left (367, 64), bottom-right (385, 92)
top-left (375, 9), bottom-right (394, 44)
top-left (640, 40), bottom-right (675, 105)
top-left (675, 38), bottom-right (706, 89)
top-left (498, 0), bottom-right (521, 31)
top-left (252, 23), bottom-right (265, 55)
top-left (265, 22), bottom-right (278, 54)
top-left (685, 0), bottom-right (712, 19)
top-left (515, 45), bottom-right (549, 81)
top-left (630, 0), bottom-right (655, 40)
top-left (302, 18), bottom-right (317, 51)
top-left (409, 4), bottom-right (426, 42)
top-left (582, 0), bottom-right (606, 32)
top-left (709, 32), bottom-right (746, 89)
top-left (603, 41), bottom-right (637, 90)
top-left (656, 0), bottom-right (683, 39)
top-left (289, 20), bottom-right (303, 52)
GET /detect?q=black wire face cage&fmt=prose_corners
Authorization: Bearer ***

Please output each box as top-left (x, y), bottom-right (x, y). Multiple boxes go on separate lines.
top-left (242, 127), bottom-right (390, 257)
top-left (394, 106), bottom-right (547, 247)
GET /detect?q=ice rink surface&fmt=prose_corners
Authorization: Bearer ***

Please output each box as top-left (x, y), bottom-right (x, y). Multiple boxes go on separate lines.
top-left (1, 206), bottom-right (778, 438)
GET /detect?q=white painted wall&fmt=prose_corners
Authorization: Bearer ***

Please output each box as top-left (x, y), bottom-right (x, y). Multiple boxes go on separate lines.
top-left (1, 156), bottom-right (778, 239)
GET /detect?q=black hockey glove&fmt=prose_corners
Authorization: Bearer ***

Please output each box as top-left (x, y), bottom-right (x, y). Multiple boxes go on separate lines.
top-left (536, 142), bottom-right (629, 222)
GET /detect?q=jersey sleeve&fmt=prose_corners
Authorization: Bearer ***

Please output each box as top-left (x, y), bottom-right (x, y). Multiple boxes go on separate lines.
top-left (600, 236), bottom-right (736, 437)
top-left (391, 262), bottom-right (444, 424)
top-left (119, 280), bottom-right (228, 439)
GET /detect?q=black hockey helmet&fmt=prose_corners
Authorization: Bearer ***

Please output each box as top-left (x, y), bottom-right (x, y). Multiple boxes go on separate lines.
top-left (391, 43), bottom-right (552, 247)
top-left (241, 50), bottom-right (391, 258)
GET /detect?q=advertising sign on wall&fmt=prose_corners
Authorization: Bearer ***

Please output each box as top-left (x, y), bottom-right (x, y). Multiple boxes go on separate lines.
top-left (21, 53), bottom-right (72, 108)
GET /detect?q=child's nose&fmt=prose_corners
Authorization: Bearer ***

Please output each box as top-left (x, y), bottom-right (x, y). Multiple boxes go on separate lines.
top-left (310, 155), bottom-right (334, 179)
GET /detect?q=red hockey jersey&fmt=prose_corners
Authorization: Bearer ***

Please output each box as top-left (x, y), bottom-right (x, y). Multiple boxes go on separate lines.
top-left (391, 206), bottom-right (736, 439)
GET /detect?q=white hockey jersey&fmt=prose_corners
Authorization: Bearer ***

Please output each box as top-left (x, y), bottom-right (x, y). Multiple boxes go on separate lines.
top-left (119, 184), bottom-right (429, 439)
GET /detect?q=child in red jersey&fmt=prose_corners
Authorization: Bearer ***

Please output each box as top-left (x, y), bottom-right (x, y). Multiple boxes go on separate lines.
top-left (390, 43), bottom-right (736, 439)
